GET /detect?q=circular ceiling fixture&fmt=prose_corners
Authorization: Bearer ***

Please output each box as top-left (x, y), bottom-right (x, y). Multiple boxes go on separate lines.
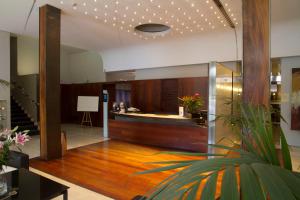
top-left (135, 23), bottom-right (171, 37)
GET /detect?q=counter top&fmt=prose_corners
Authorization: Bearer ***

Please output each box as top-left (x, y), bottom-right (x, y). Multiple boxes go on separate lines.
top-left (112, 112), bottom-right (207, 127)
top-left (116, 112), bottom-right (190, 120)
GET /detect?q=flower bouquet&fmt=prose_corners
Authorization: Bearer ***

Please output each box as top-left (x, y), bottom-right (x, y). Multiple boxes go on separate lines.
top-left (178, 93), bottom-right (204, 118)
top-left (0, 127), bottom-right (30, 195)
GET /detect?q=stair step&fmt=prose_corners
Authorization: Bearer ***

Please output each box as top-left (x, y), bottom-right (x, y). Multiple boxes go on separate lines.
top-left (11, 113), bottom-right (28, 117)
top-left (12, 121), bottom-right (34, 127)
top-left (18, 125), bottom-right (35, 131)
top-left (10, 98), bottom-right (40, 136)
top-left (11, 117), bottom-right (30, 122)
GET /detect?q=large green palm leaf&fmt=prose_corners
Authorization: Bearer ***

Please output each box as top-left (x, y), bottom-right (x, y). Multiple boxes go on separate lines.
top-left (138, 103), bottom-right (299, 200)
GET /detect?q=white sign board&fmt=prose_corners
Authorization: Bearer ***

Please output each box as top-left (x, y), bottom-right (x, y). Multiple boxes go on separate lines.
top-left (77, 96), bottom-right (99, 112)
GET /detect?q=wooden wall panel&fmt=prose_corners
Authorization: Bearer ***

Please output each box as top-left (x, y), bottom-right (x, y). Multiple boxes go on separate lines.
top-left (242, 0), bottom-right (270, 105)
top-left (178, 77), bottom-right (209, 108)
top-left (131, 80), bottom-right (162, 113)
top-left (161, 79), bottom-right (178, 113)
top-left (39, 5), bottom-right (61, 160)
top-left (109, 120), bottom-right (208, 152)
top-left (130, 77), bottom-right (208, 114)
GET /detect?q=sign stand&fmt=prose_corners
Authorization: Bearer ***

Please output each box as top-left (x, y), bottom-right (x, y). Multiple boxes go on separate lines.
top-left (103, 90), bottom-right (109, 138)
top-left (81, 112), bottom-right (93, 127)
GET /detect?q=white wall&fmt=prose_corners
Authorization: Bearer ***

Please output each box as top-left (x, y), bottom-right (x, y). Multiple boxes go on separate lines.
top-left (101, 28), bottom-right (242, 72)
top-left (135, 64), bottom-right (208, 80)
top-left (60, 49), bottom-right (71, 84)
top-left (281, 56), bottom-right (300, 147)
top-left (17, 36), bottom-right (39, 75)
top-left (0, 30), bottom-right (11, 129)
top-left (68, 51), bottom-right (105, 83)
top-left (17, 36), bottom-right (72, 82)
top-left (101, 19), bottom-right (300, 72)
top-left (16, 36), bottom-right (105, 84)
top-left (271, 19), bottom-right (300, 58)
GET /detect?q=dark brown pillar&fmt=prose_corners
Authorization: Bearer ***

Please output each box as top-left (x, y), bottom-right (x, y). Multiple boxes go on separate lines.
top-left (39, 5), bottom-right (62, 160)
top-left (242, 0), bottom-right (270, 106)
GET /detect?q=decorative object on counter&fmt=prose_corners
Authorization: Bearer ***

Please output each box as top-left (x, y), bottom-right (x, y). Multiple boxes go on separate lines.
top-left (119, 102), bottom-right (127, 114)
top-left (178, 106), bottom-right (184, 117)
top-left (112, 102), bottom-right (120, 112)
top-left (0, 127), bottom-right (30, 196)
top-left (178, 93), bottom-right (204, 118)
top-left (127, 107), bottom-right (140, 113)
top-left (291, 68), bottom-right (300, 130)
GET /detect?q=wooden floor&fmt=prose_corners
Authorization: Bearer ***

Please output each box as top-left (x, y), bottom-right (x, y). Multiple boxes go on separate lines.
top-left (30, 140), bottom-right (203, 200)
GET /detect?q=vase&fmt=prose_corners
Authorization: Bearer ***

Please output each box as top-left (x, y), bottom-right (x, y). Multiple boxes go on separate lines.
top-left (0, 168), bottom-right (7, 196)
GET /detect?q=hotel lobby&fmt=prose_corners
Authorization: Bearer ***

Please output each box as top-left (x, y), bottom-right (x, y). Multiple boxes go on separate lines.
top-left (0, 0), bottom-right (300, 199)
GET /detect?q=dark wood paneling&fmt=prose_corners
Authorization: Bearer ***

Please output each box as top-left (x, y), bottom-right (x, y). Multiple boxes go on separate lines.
top-left (30, 140), bottom-right (202, 200)
top-left (39, 5), bottom-right (61, 160)
top-left (130, 77), bottom-right (208, 114)
top-left (109, 120), bottom-right (208, 152)
top-left (178, 77), bottom-right (209, 108)
top-left (161, 79), bottom-right (178, 113)
top-left (131, 80), bottom-right (162, 113)
top-left (61, 83), bottom-right (103, 126)
top-left (242, 0), bottom-right (270, 105)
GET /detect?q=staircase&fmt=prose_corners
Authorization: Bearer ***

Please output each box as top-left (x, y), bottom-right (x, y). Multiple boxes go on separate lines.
top-left (10, 98), bottom-right (39, 135)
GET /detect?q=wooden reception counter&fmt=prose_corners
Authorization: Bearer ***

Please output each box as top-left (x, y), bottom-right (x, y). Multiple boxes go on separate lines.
top-left (109, 113), bottom-right (208, 152)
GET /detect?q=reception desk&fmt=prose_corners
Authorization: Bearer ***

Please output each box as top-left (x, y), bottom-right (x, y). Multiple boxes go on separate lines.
top-left (109, 113), bottom-right (208, 152)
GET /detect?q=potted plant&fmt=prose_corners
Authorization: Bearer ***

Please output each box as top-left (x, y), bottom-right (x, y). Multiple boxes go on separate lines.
top-left (138, 103), bottom-right (300, 199)
top-left (178, 93), bottom-right (204, 119)
top-left (0, 127), bottom-right (30, 196)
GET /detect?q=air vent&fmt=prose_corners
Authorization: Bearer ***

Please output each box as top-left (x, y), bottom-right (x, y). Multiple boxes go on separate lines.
top-left (135, 23), bottom-right (170, 36)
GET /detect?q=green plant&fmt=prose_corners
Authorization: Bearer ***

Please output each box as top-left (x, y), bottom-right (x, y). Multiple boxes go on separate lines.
top-left (138, 103), bottom-right (300, 200)
top-left (178, 93), bottom-right (204, 114)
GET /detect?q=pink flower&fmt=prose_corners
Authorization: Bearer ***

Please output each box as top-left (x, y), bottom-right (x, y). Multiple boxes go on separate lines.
top-left (14, 132), bottom-right (30, 146)
top-left (0, 141), bottom-right (4, 149)
top-left (194, 93), bottom-right (200, 97)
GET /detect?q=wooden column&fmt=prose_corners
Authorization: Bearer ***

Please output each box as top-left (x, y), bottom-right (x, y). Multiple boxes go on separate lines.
top-left (39, 5), bottom-right (62, 160)
top-left (242, 0), bottom-right (270, 105)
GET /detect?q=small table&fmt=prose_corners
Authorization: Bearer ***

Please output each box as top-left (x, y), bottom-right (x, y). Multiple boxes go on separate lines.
top-left (1, 168), bottom-right (69, 200)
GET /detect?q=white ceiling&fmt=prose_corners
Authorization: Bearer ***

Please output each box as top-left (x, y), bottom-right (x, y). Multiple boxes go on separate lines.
top-left (0, 0), bottom-right (299, 52)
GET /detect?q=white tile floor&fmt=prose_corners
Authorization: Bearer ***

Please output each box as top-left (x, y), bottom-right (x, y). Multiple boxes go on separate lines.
top-left (12, 124), bottom-right (108, 158)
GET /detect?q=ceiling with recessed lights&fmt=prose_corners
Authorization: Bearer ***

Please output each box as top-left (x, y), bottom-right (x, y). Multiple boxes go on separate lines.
top-left (0, 0), bottom-right (299, 51)
top-left (58, 0), bottom-right (240, 40)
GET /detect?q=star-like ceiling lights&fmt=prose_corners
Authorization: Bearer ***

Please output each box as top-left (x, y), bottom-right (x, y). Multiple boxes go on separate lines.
top-left (58, 0), bottom-right (240, 40)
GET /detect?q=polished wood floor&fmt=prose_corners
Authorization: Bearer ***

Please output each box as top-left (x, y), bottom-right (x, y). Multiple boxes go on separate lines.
top-left (30, 140), bottom-right (203, 200)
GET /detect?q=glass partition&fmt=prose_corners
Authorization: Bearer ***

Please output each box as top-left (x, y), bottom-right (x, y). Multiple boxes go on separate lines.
top-left (208, 61), bottom-right (242, 154)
